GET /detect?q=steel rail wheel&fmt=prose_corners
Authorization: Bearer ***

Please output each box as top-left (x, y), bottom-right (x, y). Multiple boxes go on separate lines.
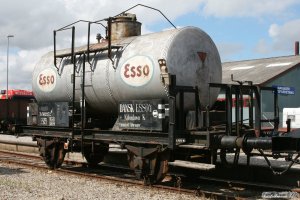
top-left (83, 143), bottom-right (109, 167)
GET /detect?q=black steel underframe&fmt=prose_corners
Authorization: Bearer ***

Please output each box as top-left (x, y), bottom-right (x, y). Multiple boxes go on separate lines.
top-left (21, 125), bottom-right (171, 146)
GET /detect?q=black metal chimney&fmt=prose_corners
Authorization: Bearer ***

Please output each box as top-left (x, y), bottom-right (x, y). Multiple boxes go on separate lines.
top-left (295, 41), bottom-right (299, 56)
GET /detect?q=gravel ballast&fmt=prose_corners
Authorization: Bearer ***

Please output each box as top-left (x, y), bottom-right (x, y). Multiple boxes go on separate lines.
top-left (0, 161), bottom-right (204, 200)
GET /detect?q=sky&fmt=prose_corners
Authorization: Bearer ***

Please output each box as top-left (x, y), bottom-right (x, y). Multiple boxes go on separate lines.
top-left (0, 0), bottom-right (300, 90)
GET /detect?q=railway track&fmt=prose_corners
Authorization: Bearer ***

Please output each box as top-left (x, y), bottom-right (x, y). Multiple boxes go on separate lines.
top-left (0, 150), bottom-right (222, 199)
top-left (1, 149), bottom-right (297, 199)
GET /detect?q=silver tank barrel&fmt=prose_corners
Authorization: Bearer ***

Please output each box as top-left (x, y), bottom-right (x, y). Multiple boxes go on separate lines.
top-left (32, 27), bottom-right (222, 114)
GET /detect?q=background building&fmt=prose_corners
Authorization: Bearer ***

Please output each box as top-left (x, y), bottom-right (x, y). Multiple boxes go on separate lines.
top-left (221, 44), bottom-right (300, 128)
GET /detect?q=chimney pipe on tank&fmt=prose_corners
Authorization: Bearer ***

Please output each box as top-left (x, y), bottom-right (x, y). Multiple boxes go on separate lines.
top-left (295, 41), bottom-right (299, 56)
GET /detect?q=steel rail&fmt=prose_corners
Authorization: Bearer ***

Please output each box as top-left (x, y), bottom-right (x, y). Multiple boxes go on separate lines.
top-left (0, 139), bottom-right (37, 147)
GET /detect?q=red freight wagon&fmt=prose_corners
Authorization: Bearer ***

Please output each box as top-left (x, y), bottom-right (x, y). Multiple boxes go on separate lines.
top-left (0, 90), bottom-right (34, 133)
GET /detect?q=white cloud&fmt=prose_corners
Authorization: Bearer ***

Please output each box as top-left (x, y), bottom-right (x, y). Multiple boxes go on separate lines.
top-left (17, 47), bottom-right (52, 72)
top-left (268, 19), bottom-right (300, 52)
top-left (269, 24), bottom-right (280, 38)
top-left (62, 0), bottom-right (204, 22)
top-left (253, 19), bottom-right (300, 57)
top-left (201, 0), bottom-right (300, 18)
top-left (0, 0), bottom-right (72, 49)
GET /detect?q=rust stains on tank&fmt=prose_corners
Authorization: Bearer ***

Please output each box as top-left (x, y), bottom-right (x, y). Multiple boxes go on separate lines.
top-left (111, 13), bottom-right (141, 41)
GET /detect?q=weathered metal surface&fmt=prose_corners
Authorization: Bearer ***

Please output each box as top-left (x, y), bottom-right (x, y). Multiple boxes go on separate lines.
top-left (36, 138), bottom-right (66, 169)
top-left (126, 145), bottom-right (169, 184)
top-left (111, 13), bottom-right (141, 41)
top-left (32, 27), bottom-right (221, 114)
top-left (21, 126), bottom-right (72, 138)
top-left (36, 102), bottom-right (69, 127)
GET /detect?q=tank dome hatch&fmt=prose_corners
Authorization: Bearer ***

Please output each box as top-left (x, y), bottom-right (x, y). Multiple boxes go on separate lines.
top-left (111, 13), bottom-right (142, 41)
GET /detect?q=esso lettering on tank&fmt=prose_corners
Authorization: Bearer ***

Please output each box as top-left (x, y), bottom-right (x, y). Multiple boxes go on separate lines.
top-left (37, 68), bottom-right (57, 92)
top-left (120, 56), bottom-right (154, 87)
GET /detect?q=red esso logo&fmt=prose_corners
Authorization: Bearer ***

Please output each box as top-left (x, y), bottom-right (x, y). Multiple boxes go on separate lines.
top-left (39, 74), bottom-right (55, 85)
top-left (37, 68), bottom-right (57, 92)
top-left (121, 56), bottom-right (154, 87)
top-left (123, 64), bottom-right (150, 78)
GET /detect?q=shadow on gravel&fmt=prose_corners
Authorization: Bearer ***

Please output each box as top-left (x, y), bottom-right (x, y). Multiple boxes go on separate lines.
top-left (0, 167), bottom-right (29, 175)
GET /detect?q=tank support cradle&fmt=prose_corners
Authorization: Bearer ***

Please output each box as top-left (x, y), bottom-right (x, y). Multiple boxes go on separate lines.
top-left (126, 145), bottom-right (169, 185)
top-left (36, 138), bottom-right (66, 169)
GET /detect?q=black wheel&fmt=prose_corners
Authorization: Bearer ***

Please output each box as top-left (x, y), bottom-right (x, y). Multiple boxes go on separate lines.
top-left (83, 143), bottom-right (109, 167)
top-left (127, 148), bottom-right (170, 185)
top-left (43, 142), bottom-right (66, 169)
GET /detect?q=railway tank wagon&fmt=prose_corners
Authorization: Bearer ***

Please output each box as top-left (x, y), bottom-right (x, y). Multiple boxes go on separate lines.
top-left (28, 12), bottom-right (221, 181)
top-left (20, 6), bottom-right (300, 185)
